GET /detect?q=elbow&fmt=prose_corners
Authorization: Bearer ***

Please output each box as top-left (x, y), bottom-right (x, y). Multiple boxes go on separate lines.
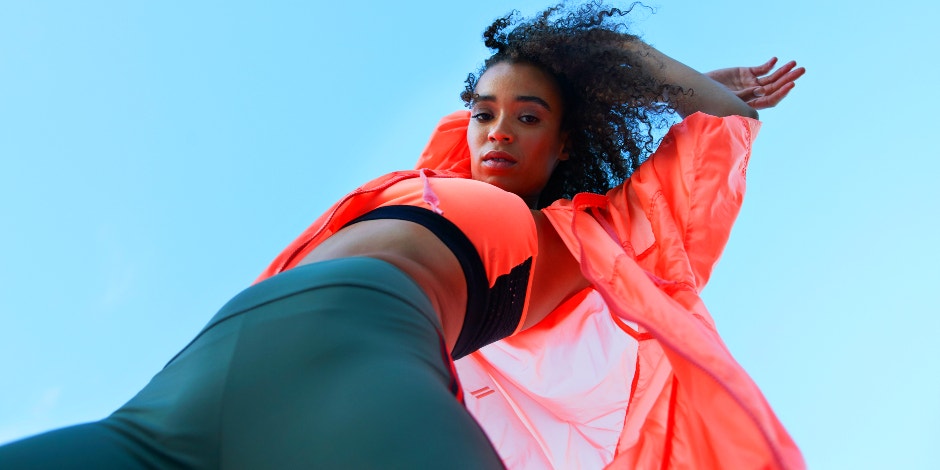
top-left (720, 103), bottom-right (759, 120)
top-left (741, 106), bottom-right (759, 120)
top-left (678, 101), bottom-right (759, 120)
top-left (723, 98), bottom-right (759, 119)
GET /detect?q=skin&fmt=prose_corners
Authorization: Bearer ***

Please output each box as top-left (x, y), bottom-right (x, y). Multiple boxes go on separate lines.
top-left (467, 62), bottom-right (569, 208)
top-left (465, 61), bottom-right (589, 329)
top-left (622, 41), bottom-right (760, 119)
top-left (296, 210), bottom-right (588, 349)
top-left (705, 57), bottom-right (806, 110)
top-left (298, 219), bottom-right (470, 351)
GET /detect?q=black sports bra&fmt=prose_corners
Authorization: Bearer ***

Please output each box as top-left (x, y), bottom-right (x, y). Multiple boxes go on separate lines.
top-left (345, 205), bottom-right (532, 359)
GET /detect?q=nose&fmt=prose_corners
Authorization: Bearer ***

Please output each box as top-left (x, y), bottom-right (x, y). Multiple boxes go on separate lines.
top-left (487, 118), bottom-right (514, 143)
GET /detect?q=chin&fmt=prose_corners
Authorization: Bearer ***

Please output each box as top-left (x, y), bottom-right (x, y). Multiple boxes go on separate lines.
top-left (478, 177), bottom-right (513, 193)
top-left (471, 172), bottom-right (532, 199)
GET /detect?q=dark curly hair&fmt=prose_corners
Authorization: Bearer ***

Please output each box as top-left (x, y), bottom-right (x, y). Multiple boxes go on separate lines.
top-left (461, 1), bottom-right (684, 208)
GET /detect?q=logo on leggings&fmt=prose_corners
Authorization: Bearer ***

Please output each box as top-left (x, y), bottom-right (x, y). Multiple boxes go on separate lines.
top-left (470, 387), bottom-right (495, 399)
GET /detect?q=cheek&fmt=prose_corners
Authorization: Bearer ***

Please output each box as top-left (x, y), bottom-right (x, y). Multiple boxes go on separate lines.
top-left (536, 141), bottom-right (563, 169)
top-left (466, 125), bottom-right (484, 152)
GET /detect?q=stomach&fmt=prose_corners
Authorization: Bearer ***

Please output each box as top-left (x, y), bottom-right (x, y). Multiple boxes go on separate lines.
top-left (296, 218), bottom-right (468, 353)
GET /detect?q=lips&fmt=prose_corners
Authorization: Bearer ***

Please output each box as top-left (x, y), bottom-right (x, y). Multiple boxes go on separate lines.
top-left (481, 150), bottom-right (517, 169)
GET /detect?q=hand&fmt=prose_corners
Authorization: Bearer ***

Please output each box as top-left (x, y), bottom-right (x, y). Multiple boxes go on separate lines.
top-left (705, 58), bottom-right (805, 110)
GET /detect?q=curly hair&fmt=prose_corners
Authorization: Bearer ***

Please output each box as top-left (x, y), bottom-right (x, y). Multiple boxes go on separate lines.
top-left (461, 1), bottom-right (684, 208)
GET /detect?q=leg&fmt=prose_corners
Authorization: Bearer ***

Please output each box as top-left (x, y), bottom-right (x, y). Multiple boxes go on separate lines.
top-left (0, 422), bottom-right (178, 469)
top-left (0, 258), bottom-right (504, 469)
top-left (213, 258), bottom-right (503, 469)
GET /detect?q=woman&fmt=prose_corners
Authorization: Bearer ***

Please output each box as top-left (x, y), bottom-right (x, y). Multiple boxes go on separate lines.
top-left (0, 164), bottom-right (582, 467)
top-left (404, 4), bottom-right (805, 468)
top-left (259, 3), bottom-right (805, 467)
top-left (1, 2), bottom-right (804, 469)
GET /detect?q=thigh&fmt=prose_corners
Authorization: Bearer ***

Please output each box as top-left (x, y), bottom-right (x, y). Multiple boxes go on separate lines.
top-left (0, 422), bottom-right (174, 469)
top-left (0, 259), bottom-right (505, 470)
top-left (216, 259), bottom-right (504, 469)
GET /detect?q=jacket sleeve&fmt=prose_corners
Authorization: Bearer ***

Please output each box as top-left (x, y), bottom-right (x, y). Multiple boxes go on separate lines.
top-left (413, 110), bottom-right (473, 176)
top-left (259, 111), bottom-right (475, 284)
top-left (605, 112), bottom-right (761, 291)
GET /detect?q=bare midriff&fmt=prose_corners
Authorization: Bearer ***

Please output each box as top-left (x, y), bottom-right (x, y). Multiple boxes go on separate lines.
top-left (296, 219), bottom-right (468, 352)
top-left (295, 211), bottom-right (588, 355)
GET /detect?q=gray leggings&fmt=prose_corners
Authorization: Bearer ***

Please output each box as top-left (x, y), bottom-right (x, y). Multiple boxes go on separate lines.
top-left (0, 257), bottom-right (504, 469)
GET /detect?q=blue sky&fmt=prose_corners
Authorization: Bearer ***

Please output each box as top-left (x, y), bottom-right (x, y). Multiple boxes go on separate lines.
top-left (2, 1), bottom-right (938, 468)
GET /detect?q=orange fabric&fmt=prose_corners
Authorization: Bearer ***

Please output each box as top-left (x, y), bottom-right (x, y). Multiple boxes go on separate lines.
top-left (256, 175), bottom-right (537, 303)
top-left (416, 111), bottom-right (804, 469)
top-left (458, 288), bottom-right (641, 468)
top-left (413, 111), bottom-right (474, 177)
top-left (257, 111), bottom-right (804, 469)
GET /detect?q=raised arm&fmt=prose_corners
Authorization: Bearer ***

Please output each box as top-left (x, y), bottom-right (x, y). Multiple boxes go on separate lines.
top-left (625, 41), bottom-right (803, 119)
top-left (705, 57), bottom-right (805, 111)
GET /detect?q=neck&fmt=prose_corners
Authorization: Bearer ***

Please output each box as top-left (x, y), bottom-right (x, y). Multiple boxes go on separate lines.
top-left (523, 193), bottom-right (540, 209)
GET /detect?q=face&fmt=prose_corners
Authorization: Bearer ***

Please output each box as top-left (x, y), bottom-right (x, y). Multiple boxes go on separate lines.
top-left (467, 62), bottom-right (568, 207)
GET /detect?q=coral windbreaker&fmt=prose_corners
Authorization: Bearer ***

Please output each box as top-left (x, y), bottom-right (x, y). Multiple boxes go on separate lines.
top-left (257, 111), bottom-right (804, 469)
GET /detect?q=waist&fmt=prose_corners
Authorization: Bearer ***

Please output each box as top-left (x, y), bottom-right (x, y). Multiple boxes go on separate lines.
top-left (297, 218), bottom-right (468, 353)
top-left (297, 203), bottom-right (533, 359)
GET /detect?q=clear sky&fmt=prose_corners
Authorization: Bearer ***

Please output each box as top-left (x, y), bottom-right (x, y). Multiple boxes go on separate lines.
top-left (2, 1), bottom-right (938, 468)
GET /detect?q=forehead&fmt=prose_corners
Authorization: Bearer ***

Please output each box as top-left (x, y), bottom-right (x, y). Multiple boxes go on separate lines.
top-left (475, 62), bottom-right (563, 106)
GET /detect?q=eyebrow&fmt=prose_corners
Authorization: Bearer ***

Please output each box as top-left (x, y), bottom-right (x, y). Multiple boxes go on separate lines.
top-left (473, 94), bottom-right (553, 111)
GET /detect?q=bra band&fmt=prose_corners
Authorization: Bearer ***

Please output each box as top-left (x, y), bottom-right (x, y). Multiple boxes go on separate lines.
top-left (343, 205), bottom-right (530, 359)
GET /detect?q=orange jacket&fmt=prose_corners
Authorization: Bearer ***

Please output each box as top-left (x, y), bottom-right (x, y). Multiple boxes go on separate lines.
top-left (258, 111), bottom-right (803, 469)
top-left (417, 111), bottom-right (804, 469)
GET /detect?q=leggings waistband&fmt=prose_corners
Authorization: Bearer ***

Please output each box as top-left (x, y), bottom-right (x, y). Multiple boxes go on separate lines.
top-left (167, 257), bottom-right (441, 367)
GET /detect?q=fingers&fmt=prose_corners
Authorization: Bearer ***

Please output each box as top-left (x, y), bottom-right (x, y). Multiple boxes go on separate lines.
top-left (782, 65), bottom-right (806, 84)
top-left (756, 60), bottom-right (794, 85)
top-left (733, 88), bottom-right (752, 100)
top-left (708, 58), bottom-right (805, 111)
top-left (748, 82), bottom-right (796, 110)
top-left (749, 57), bottom-right (778, 77)
top-left (759, 65), bottom-right (805, 95)
top-left (734, 86), bottom-right (764, 102)
top-left (750, 62), bottom-right (805, 109)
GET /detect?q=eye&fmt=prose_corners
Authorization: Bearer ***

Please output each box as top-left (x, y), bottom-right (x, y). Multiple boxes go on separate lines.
top-left (519, 114), bottom-right (540, 124)
top-left (471, 111), bottom-right (493, 122)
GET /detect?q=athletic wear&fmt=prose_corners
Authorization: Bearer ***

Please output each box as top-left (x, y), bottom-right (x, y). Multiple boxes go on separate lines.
top-left (259, 173), bottom-right (538, 359)
top-left (344, 204), bottom-right (532, 359)
top-left (418, 111), bottom-right (806, 469)
top-left (0, 258), bottom-right (505, 469)
top-left (1, 110), bottom-right (804, 469)
top-left (1, 173), bottom-right (540, 469)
